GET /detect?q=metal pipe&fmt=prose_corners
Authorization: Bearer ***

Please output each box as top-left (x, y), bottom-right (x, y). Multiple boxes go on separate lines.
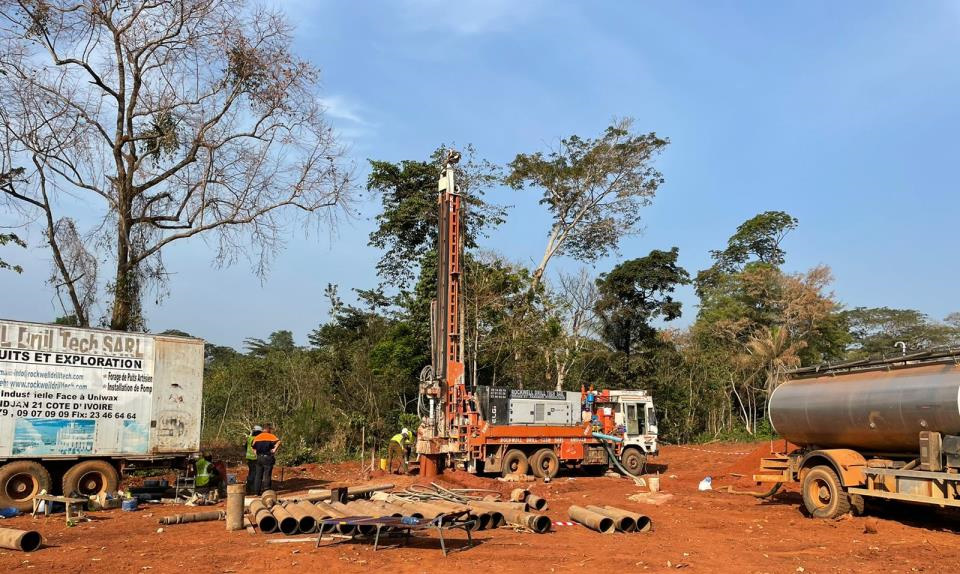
top-left (526, 494), bottom-right (548, 511)
top-left (568, 505), bottom-right (615, 534)
top-left (249, 499), bottom-right (277, 533)
top-left (601, 505), bottom-right (652, 532)
top-left (468, 505), bottom-right (503, 528)
top-left (473, 501), bottom-right (550, 533)
top-left (158, 511), bottom-right (225, 525)
top-left (509, 488), bottom-right (529, 502)
top-left (0, 528), bottom-right (42, 552)
top-left (585, 505), bottom-right (636, 532)
top-left (299, 483), bottom-right (395, 503)
top-left (284, 501), bottom-right (317, 533)
top-left (271, 504), bottom-right (299, 535)
top-left (429, 499), bottom-right (487, 530)
top-left (329, 501), bottom-right (376, 536)
top-left (261, 490), bottom-right (278, 508)
top-left (313, 501), bottom-right (354, 534)
top-left (226, 484), bottom-right (245, 531)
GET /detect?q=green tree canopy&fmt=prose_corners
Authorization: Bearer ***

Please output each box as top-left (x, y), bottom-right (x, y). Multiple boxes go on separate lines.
top-left (841, 307), bottom-right (960, 357)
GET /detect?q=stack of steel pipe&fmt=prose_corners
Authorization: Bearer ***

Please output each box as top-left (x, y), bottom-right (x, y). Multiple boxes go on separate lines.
top-left (568, 505), bottom-right (615, 534)
top-left (598, 505), bottom-right (652, 532)
top-left (271, 504), bottom-right (300, 535)
top-left (585, 505), bottom-right (636, 532)
top-left (329, 501), bottom-right (377, 535)
top-left (314, 501), bottom-right (356, 535)
top-left (248, 499), bottom-right (277, 533)
top-left (298, 483), bottom-right (395, 503)
top-left (428, 499), bottom-right (487, 530)
top-left (284, 501), bottom-right (317, 533)
top-left (472, 500), bottom-right (551, 534)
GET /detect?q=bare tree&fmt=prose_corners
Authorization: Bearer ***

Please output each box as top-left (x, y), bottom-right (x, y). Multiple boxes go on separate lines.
top-left (0, 0), bottom-right (352, 330)
top-left (505, 118), bottom-right (669, 292)
top-left (549, 268), bottom-right (599, 391)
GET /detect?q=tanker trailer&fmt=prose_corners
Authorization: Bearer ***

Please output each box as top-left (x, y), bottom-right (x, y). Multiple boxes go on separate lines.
top-left (753, 349), bottom-right (960, 519)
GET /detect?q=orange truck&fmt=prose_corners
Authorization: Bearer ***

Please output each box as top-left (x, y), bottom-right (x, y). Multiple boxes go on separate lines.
top-left (415, 152), bottom-right (658, 479)
top-left (754, 349), bottom-right (960, 518)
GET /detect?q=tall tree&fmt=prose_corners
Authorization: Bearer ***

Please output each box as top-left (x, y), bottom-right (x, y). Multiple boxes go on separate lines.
top-left (0, 0), bottom-right (352, 331)
top-left (841, 307), bottom-right (960, 357)
top-left (505, 118), bottom-right (669, 291)
top-left (595, 247), bottom-right (690, 359)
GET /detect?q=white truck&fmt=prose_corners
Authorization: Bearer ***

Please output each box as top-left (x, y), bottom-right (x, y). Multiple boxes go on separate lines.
top-left (0, 319), bottom-right (204, 510)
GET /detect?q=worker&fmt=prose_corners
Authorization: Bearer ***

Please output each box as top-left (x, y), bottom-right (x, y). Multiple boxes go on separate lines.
top-left (195, 452), bottom-right (219, 493)
top-left (387, 428), bottom-right (414, 474)
top-left (252, 424), bottom-right (281, 495)
top-left (585, 384), bottom-right (597, 413)
top-left (245, 425), bottom-right (262, 492)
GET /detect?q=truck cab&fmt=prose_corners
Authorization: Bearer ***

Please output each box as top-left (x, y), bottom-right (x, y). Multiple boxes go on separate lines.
top-left (614, 396), bottom-right (659, 455)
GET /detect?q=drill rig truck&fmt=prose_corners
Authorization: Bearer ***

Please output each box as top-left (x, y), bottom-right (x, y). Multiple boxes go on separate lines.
top-left (416, 151), bottom-right (658, 479)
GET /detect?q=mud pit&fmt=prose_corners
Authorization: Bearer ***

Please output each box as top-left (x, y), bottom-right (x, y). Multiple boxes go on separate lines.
top-left (2, 442), bottom-right (959, 573)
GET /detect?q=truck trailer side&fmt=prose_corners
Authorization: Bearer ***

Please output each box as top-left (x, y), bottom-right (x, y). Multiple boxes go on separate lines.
top-left (0, 319), bottom-right (203, 510)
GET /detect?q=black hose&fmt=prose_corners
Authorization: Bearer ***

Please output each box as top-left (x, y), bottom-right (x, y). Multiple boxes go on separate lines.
top-left (598, 438), bottom-right (639, 478)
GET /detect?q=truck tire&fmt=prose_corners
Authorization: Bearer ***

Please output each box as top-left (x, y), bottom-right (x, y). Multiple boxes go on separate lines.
top-left (62, 460), bottom-right (119, 498)
top-left (621, 447), bottom-right (647, 476)
top-left (530, 449), bottom-right (560, 479)
top-left (0, 461), bottom-right (52, 512)
top-left (801, 465), bottom-right (850, 519)
top-left (501, 449), bottom-right (529, 477)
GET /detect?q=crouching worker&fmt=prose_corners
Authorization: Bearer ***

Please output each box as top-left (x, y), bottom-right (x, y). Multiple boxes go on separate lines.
top-left (387, 428), bottom-right (414, 474)
top-left (195, 452), bottom-right (222, 499)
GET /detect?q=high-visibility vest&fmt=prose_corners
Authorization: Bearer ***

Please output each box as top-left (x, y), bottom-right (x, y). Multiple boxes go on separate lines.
top-left (391, 433), bottom-right (412, 446)
top-left (245, 435), bottom-right (257, 461)
top-left (196, 457), bottom-right (211, 487)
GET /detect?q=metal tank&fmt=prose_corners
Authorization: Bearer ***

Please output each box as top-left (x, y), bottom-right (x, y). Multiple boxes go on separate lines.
top-left (769, 363), bottom-right (960, 453)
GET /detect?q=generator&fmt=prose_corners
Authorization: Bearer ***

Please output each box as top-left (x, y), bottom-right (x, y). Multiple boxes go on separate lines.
top-left (476, 386), bottom-right (580, 426)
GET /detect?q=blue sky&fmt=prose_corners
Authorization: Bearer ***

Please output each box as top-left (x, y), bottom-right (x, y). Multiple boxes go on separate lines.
top-left (2, 1), bottom-right (959, 349)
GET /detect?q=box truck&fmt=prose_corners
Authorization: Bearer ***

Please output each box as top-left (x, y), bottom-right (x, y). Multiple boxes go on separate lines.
top-left (0, 319), bottom-right (203, 510)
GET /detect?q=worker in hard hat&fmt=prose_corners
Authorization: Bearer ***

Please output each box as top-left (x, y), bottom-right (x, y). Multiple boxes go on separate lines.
top-left (245, 425), bottom-right (262, 492)
top-left (387, 428), bottom-right (414, 474)
top-left (251, 423), bottom-right (281, 495)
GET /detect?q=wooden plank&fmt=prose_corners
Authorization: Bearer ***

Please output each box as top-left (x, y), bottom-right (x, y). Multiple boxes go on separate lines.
top-left (863, 468), bottom-right (960, 481)
top-left (848, 487), bottom-right (960, 508)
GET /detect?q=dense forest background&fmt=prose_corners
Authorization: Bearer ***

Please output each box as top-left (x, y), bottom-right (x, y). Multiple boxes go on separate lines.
top-left (190, 129), bottom-right (959, 464)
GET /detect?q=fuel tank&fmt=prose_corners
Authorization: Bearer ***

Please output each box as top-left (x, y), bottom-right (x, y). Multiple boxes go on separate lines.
top-left (769, 363), bottom-right (960, 453)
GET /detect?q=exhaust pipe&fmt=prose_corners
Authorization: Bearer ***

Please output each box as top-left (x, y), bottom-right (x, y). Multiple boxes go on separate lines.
top-left (601, 505), bottom-right (652, 532)
top-left (271, 504), bottom-right (299, 535)
top-left (526, 494), bottom-right (548, 511)
top-left (249, 499), bottom-right (277, 533)
top-left (0, 528), bottom-right (42, 552)
top-left (585, 505), bottom-right (636, 532)
top-left (568, 505), bottom-right (615, 534)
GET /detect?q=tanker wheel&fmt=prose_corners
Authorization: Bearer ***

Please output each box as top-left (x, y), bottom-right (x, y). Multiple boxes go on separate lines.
top-left (0, 461), bottom-right (52, 512)
top-left (801, 465), bottom-right (850, 519)
top-left (621, 447), bottom-right (647, 476)
top-left (62, 460), bottom-right (119, 498)
top-left (531, 449), bottom-right (560, 479)
top-left (501, 449), bottom-right (529, 477)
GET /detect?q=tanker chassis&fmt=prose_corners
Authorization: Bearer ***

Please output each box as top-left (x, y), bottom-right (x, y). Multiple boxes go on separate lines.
top-left (754, 349), bottom-right (960, 518)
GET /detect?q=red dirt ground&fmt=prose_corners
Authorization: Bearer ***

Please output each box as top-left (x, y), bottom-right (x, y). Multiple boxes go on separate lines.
top-left (2, 443), bottom-right (959, 574)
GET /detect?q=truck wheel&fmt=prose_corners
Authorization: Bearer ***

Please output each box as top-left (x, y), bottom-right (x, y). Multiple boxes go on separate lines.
top-left (62, 460), bottom-right (119, 498)
top-left (0, 461), bottom-right (52, 512)
top-left (531, 449), bottom-right (560, 479)
top-left (801, 465), bottom-right (850, 519)
top-left (621, 448), bottom-right (647, 476)
top-left (501, 449), bottom-right (529, 477)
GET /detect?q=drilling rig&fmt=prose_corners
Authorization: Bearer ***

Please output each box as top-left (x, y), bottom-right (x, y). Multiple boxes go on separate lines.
top-left (416, 151), bottom-right (659, 479)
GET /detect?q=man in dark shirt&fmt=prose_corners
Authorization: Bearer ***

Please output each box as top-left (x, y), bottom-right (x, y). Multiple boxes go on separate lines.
top-left (251, 424), bottom-right (281, 495)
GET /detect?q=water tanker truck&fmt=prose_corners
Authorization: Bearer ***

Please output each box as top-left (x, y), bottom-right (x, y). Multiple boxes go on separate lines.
top-left (0, 319), bottom-right (203, 510)
top-left (754, 348), bottom-right (960, 518)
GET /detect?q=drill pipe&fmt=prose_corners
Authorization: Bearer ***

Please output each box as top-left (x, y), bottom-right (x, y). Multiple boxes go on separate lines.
top-left (158, 511), bottom-right (225, 525)
top-left (368, 500), bottom-right (422, 519)
top-left (226, 484), bottom-right (246, 531)
top-left (271, 504), bottom-right (299, 535)
top-left (525, 495), bottom-right (548, 512)
top-left (510, 488), bottom-right (529, 502)
top-left (467, 505), bottom-right (504, 528)
top-left (370, 493), bottom-right (462, 520)
top-left (568, 505), bottom-right (615, 534)
top-left (601, 506), bottom-right (652, 532)
top-left (298, 483), bottom-right (395, 503)
top-left (249, 499), bottom-right (277, 533)
top-left (0, 528), bottom-right (42, 552)
top-left (585, 505), bottom-right (636, 532)
top-left (260, 490), bottom-right (278, 508)
top-left (472, 501), bottom-right (550, 533)
top-left (426, 499), bottom-right (486, 530)
top-left (351, 499), bottom-right (399, 518)
top-left (283, 501), bottom-right (317, 533)
top-left (313, 501), bottom-right (355, 535)
top-left (329, 501), bottom-right (378, 536)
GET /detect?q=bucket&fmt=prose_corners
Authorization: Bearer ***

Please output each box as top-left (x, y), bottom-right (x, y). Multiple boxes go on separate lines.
top-left (648, 476), bottom-right (660, 493)
top-left (121, 499), bottom-right (139, 512)
top-left (379, 458), bottom-right (387, 471)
